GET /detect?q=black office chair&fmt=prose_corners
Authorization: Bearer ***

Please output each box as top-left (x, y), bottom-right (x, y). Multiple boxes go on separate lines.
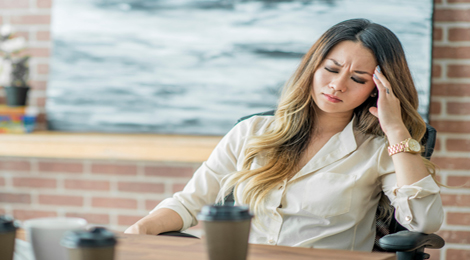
top-left (161, 110), bottom-right (445, 260)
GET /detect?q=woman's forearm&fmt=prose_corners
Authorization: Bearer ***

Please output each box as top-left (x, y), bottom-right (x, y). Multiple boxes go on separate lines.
top-left (124, 208), bottom-right (184, 235)
top-left (387, 127), bottom-right (431, 187)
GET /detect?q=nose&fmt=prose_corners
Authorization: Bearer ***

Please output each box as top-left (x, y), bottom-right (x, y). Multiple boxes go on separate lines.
top-left (329, 74), bottom-right (348, 93)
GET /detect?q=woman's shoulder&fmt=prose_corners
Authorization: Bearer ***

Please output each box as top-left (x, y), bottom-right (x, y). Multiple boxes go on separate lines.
top-left (233, 114), bottom-right (275, 136)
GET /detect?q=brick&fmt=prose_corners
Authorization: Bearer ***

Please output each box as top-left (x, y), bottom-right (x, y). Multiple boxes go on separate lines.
top-left (14, 31), bottom-right (29, 41)
top-left (38, 194), bottom-right (83, 206)
top-left (13, 209), bottom-right (57, 220)
top-left (0, 177), bottom-right (4, 186)
top-left (446, 249), bottom-right (470, 260)
top-left (434, 9), bottom-right (470, 22)
top-left (426, 249), bottom-right (440, 260)
top-left (36, 97), bottom-right (46, 107)
top-left (447, 102), bottom-right (470, 115)
top-left (447, 139), bottom-right (470, 152)
top-left (172, 183), bottom-right (186, 193)
top-left (30, 80), bottom-right (47, 90)
top-left (10, 15), bottom-right (51, 25)
top-left (37, 0), bottom-right (52, 8)
top-left (434, 0), bottom-right (442, 3)
top-left (144, 166), bottom-right (194, 177)
top-left (431, 83), bottom-right (470, 97)
top-left (118, 215), bottom-right (143, 226)
top-left (65, 212), bottom-right (110, 224)
top-left (429, 120), bottom-right (470, 134)
top-left (38, 161), bottom-right (83, 174)
top-left (433, 46), bottom-right (470, 59)
top-left (92, 197), bottom-right (137, 209)
top-left (430, 101), bottom-right (441, 115)
top-left (447, 64), bottom-right (470, 78)
top-left (441, 194), bottom-right (470, 207)
top-left (431, 157), bottom-right (470, 170)
top-left (118, 182), bottom-right (164, 193)
top-left (145, 200), bottom-right (162, 210)
top-left (0, 160), bottom-right (31, 172)
top-left (448, 0), bottom-right (470, 3)
top-left (0, 0), bottom-right (29, 8)
top-left (0, 193), bottom-right (31, 204)
top-left (432, 64), bottom-right (442, 78)
top-left (91, 163), bottom-right (137, 176)
top-left (0, 208), bottom-right (5, 215)
top-left (447, 176), bottom-right (470, 188)
top-left (26, 48), bottom-right (50, 58)
top-left (37, 64), bottom-right (49, 74)
top-left (64, 179), bottom-right (110, 191)
top-left (36, 31), bottom-right (50, 41)
top-left (447, 212), bottom-right (470, 225)
top-left (437, 230), bottom-right (470, 244)
top-left (449, 28), bottom-right (470, 42)
top-left (12, 177), bottom-right (56, 188)
top-left (433, 27), bottom-right (443, 42)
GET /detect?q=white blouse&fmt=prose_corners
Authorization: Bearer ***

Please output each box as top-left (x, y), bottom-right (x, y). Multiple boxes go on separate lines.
top-left (153, 115), bottom-right (443, 251)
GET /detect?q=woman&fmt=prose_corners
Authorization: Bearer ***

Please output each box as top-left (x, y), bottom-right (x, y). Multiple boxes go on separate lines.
top-left (125, 19), bottom-right (443, 251)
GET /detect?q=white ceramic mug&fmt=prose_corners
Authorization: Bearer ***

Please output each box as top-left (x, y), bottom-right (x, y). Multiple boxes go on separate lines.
top-left (23, 217), bottom-right (87, 260)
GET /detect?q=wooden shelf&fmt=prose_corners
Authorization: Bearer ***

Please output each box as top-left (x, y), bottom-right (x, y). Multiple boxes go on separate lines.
top-left (0, 131), bottom-right (222, 162)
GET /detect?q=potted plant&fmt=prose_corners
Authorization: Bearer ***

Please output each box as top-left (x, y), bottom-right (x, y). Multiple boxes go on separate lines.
top-left (0, 24), bottom-right (30, 107)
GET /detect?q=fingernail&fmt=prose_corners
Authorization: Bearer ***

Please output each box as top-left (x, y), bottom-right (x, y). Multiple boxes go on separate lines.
top-left (373, 74), bottom-right (378, 79)
top-left (376, 66), bottom-right (381, 73)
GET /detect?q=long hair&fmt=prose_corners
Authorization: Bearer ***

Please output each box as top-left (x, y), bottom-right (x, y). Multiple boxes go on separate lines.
top-left (217, 19), bottom-right (437, 221)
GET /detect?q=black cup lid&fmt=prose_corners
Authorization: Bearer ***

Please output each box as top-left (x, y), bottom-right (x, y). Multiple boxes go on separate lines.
top-left (61, 227), bottom-right (117, 248)
top-left (197, 205), bottom-right (253, 221)
top-left (0, 215), bottom-right (17, 233)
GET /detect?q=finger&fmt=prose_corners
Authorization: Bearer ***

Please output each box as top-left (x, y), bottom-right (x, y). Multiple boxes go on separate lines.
top-left (374, 66), bottom-right (393, 95)
top-left (369, 107), bottom-right (378, 118)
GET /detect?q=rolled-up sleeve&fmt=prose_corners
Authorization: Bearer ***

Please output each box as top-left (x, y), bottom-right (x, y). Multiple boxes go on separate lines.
top-left (381, 173), bottom-right (443, 234)
top-left (150, 118), bottom-right (255, 231)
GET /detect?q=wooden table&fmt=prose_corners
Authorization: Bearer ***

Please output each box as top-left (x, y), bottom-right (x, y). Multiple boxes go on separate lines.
top-left (17, 230), bottom-right (395, 260)
top-left (115, 234), bottom-right (396, 260)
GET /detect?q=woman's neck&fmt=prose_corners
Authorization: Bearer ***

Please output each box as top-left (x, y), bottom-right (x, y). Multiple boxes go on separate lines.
top-left (313, 111), bottom-right (353, 136)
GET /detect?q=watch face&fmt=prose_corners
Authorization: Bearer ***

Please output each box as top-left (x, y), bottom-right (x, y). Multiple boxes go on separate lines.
top-left (408, 139), bottom-right (421, 152)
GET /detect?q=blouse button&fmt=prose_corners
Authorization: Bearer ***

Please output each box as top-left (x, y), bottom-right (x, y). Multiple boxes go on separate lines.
top-left (405, 216), bottom-right (412, 222)
top-left (268, 239), bottom-right (275, 244)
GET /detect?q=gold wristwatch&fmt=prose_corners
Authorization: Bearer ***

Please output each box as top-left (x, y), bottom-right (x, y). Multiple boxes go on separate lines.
top-left (388, 138), bottom-right (421, 156)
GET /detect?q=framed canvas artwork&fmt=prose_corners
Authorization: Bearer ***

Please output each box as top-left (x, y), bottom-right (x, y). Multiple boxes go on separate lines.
top-left (47, 0), bottom-right (434, 135)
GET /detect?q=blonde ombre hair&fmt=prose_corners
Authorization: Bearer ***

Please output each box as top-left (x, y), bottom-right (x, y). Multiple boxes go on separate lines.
top-left (217, 19), bottom-right (438, 220)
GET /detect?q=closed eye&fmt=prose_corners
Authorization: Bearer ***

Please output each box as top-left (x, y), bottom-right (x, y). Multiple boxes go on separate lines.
top-left (326, 67), bottom-right (366, 84)
top-left (324, 67), bottom-right (338, 73)
top-left (352, 77), bottom-right (366, 84)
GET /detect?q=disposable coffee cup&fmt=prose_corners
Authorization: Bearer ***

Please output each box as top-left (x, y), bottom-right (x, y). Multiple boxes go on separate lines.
top-left (0, 215), bottom-right (18, 260)
top-left (61, 227), bottom-right (117, 260)
top-left (198, 205), bottom-right (253, 260)
top-left (23, 217), bottom-right (87, 260)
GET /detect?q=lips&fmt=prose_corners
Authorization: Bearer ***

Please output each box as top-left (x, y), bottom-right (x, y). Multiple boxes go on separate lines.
top-left (323, 93), bottom-right (342, 103)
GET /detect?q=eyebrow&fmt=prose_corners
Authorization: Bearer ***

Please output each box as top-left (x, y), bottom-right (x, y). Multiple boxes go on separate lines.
top-left (328, 59), bottom-right (372, 76)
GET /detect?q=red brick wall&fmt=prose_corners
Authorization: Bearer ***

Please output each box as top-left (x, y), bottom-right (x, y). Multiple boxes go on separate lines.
top-left (0, 156), bottom-right (201, 234)
top-left (1, 0), bottom-right (470, 259)
top-left (430, 0), bottom-right (470, 259)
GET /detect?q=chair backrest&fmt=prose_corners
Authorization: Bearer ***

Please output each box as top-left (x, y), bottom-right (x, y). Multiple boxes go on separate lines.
top-left (231, 111), bottom-right (437, 251)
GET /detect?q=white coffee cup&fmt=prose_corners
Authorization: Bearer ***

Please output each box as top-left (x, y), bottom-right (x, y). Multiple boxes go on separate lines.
top-left (23, 217), bottom-right (87, 260)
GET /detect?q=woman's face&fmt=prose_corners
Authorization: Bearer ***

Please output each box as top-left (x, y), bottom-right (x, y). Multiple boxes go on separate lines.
top-left (312, 40), bottom-right (377, 118)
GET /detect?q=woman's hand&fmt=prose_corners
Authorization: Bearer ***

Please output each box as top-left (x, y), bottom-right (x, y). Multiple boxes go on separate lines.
top-left (369, 66), bottom-right (409, 142)
top-left (124, 222), bottom-right (148, 234)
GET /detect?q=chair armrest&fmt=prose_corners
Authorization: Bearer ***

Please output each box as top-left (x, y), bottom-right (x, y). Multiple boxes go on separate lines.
top-left (378, 231), bottom-right (445, 252)
top-left (158, 231), bottom-right (199, 239)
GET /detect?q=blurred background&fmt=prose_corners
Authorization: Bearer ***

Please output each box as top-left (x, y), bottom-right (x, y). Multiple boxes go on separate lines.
top-left (0, 0), bottom-right (469, 259)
